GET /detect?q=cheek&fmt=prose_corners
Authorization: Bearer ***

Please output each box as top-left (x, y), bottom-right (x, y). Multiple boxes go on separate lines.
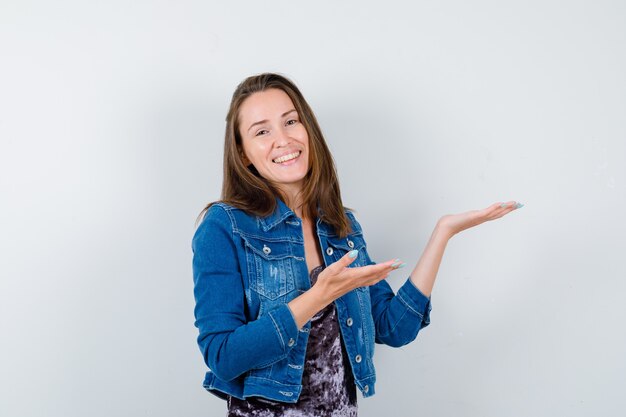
top-left (297, 126), bottom-right (309, 141)
top-left (242, 142), bottom-right (266, 164)
top-left (296, 131), bottom-right (308, 152)
top-left (246, 146), bottom-right (273, 170)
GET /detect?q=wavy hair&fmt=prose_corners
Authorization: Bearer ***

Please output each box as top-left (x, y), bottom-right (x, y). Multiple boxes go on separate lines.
top-left (196, 72), bottom-right (352, 237)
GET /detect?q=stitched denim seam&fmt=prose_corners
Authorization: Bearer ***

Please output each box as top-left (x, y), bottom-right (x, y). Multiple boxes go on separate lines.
top-left (397, 291), bottom-right (424, 319)
top-left (245, 376), bottom-right (301, 386)
top-left (220, 204), bottom-right (238, 232)
top-left (357, 290), bottom-right (372, 363)
top-left (388, 308), bottom-right (409, 334)
top-left (268, 311), bottom-right (286, 351)
top-left (242, 240), bottom-right (305, 261)
top-left (253, 353), bottom-right (288, 369)
top-left (238, 232), bottom-right (304, 243)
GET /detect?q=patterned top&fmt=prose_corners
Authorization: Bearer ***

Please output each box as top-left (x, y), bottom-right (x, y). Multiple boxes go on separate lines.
top-left (227, 264), bottom-right (358, 417)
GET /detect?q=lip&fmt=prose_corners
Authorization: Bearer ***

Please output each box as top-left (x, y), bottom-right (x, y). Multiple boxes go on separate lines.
top-left (272, 150), bottom-right (302, 163)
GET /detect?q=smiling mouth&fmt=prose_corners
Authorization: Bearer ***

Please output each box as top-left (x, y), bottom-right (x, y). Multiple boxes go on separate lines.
top-left (272, 151), bottom-right (302, 164)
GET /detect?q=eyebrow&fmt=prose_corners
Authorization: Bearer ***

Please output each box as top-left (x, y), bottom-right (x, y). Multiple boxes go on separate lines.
top-left (247, 109), bottom-right (297, 133)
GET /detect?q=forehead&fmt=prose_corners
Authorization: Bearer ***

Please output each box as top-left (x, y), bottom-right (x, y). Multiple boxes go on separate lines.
top-left (238, 88), bottom-right (296, 125)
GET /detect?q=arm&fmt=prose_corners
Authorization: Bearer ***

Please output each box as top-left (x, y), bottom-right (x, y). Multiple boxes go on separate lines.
top-left (192, 205), bottom-right (300, 381)
top-left (287, 253), bottom-right (400, 329)
top-left (408, 222), bottom-right (450, 297)
top-left (194, 207), bottom-right (401, 379)
top-left (366, 201), bottom-right (521, 347)
top-left (409, 201), bottom-right (522, 296)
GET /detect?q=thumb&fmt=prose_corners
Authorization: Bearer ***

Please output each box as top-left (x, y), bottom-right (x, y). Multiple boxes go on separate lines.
top-left (331, 249), bottom-right (359, 272)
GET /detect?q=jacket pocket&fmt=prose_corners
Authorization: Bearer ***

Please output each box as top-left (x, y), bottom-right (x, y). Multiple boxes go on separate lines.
top-left (326, 233), bottom-right (368, 266)
top-left (241, 234), bottom-right (299, 301)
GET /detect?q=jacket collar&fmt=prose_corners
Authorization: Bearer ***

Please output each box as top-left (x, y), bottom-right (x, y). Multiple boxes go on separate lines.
top-left (258, 196), bottom-right (297, 232)
top-left (258, 196), bottom-right (326, 232)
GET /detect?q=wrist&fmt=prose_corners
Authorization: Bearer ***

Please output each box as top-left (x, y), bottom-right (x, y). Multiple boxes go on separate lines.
top-left (308, 282), bottom-right (332, 310)
top-left (433, 220), bottom-right (454, 241)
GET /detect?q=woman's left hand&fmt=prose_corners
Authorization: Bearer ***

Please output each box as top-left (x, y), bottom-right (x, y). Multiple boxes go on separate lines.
top-left (437, 201), bottom-right (523, 239)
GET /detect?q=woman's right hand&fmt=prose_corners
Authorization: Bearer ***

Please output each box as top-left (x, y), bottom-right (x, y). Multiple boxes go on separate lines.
top-left (313, 251), bottom-right (402, 305)
top-left (287, 252), bottom-right (402, 329)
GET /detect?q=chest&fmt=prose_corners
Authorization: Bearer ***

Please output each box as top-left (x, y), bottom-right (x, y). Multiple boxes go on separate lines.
top-left (301, 217), bottom-right (324, 275)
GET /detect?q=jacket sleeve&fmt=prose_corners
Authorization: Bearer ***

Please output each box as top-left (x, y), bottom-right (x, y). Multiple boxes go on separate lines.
top-left (191, 204), bottom-right (300, 382)
top-left (348, 213), bottom-right (432, 348)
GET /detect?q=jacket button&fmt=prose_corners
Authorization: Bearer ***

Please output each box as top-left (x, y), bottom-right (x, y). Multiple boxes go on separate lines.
top-left (326, 247), bottom-right (333, 256)
top-left (347, 240), bottom-right (354, 248)
top-left (364, 384), bottom-right (369, 393)
top-left (288, 338), bottom-right (295, 347)
top-left (346, 318), bottom-right (353, 326)
top-left (355, 354), bottom-right (362, 363)
top-left (263, 245), bottom-right (271, 255)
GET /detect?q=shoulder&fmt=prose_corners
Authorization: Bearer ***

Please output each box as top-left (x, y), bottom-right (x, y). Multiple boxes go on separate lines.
top-left (197, 202), bottom-right (233, 229)
top-left (343, 208), bottom-right (363, 234)
top-left (192, 201), bottom-right (263, 255)
top-left (193, 202), bottom-right (240, 245)
top-left (197, 201), bottom-right (255, 229)
top-left (195, 201), bottom-right (265, 245)
top-left (192, 203), bottom-right (245, 266)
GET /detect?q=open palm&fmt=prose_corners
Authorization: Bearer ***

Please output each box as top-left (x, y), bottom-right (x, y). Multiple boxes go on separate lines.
top-left (438, 201), bottom-right (522, 237)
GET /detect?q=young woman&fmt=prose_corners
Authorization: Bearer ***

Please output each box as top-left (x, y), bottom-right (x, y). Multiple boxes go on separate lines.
top-left (192, 73), bottom-right (522, 416)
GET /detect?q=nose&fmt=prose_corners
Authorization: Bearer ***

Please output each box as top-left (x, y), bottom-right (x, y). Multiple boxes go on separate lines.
top-left (274, 125), bottom-right (292, 147)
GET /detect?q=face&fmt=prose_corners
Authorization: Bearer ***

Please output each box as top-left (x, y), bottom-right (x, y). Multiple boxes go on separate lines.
top-left (238, 88), bottom-right (310, 197)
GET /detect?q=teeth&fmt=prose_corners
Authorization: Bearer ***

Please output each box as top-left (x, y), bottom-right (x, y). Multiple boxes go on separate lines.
top-left (273, 151), bottom-right (301, 163)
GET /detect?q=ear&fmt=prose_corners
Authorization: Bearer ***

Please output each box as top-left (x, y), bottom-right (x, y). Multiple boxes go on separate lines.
top-left (239, 149), bottom-right (251, 166)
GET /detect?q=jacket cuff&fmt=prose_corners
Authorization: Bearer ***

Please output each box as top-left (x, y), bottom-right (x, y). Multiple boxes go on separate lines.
top-left (267, 303), bottom-right (300, 351)
top-left (397, 277), bottom-right (432, 326)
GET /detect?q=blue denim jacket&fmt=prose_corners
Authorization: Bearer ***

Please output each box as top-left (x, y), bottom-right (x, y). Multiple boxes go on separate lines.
top-left (191, 197), bottom-right (432, 403)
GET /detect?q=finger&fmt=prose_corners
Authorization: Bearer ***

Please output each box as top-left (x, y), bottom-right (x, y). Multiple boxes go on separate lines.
top-left (479, 203), bottom-right (503, 217)
top-left (330, 249), bottom-right (360, 273)
top-left (367, 268), bottom-right (395, 286)
top-left (491, 201), bottom-right (513, 211)
top-left (345, 259), bottom-right (402, 280)
top-left (388, 258), bottom-right (406, 270)
top-left (499, 201), bottom-right (522, 212)
top-left (489, 201), bottom-right (522, 219)
top-left (499, 201), bottom-right (516, 209)
top-left (472, 203), bottom-right (506, 223)
top-left (370, 258), bottom-right (401, 272)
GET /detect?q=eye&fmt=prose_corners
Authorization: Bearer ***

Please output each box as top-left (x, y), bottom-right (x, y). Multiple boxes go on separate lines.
top-left (286, 119), bottom-right (297, 126)
top-left (255, 129), bottom-right (268, 136)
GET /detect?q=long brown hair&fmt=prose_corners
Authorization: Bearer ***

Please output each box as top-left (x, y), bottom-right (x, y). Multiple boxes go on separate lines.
top-left (196, 72), bottom-right (352, 237)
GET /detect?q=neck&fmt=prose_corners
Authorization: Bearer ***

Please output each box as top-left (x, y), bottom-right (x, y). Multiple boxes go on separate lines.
top-left (290, 199), bottom-right (307, 220)
top-left (278, 185), bottom-right (307, 219)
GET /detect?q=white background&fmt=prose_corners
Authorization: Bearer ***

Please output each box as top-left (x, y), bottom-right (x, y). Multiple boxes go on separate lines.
top-left (1, 1), bottom-right (625, 416)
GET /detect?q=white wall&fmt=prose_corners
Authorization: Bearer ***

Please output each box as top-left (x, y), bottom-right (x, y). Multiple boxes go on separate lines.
top-left (1, 1), bottom-right (624, 416)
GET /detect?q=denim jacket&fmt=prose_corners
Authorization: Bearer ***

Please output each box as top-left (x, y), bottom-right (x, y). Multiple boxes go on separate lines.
top-left (191, 197), bottom-right (432, 403)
